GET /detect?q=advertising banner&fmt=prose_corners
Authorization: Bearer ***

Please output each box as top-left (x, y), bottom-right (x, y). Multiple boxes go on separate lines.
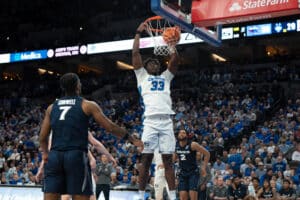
top-left (192, 0), bottom-right (300, 26)
top-left (10, 50), bottom-right (48, 63)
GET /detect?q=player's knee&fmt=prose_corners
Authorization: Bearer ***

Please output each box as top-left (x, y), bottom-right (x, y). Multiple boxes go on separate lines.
top-left (140, 154), bottom-right (154, 168)
top-left (162, 154), bottom-right (173, 168)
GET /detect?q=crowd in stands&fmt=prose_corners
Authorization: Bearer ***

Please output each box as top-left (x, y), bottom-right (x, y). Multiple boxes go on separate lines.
top-left (0, 65), bottom-right (300, 199)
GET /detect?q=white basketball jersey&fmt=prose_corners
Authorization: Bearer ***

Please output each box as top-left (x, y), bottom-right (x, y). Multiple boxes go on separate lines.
top-left (134, 67), bottom-right (175, 117)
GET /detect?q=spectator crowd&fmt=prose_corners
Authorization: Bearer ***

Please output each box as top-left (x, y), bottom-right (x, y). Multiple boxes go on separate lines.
top-left (0, 64), bottom-right (300, 200)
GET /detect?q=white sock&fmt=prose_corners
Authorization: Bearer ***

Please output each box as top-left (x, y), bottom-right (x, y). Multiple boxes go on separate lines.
top-left (139, 190), bottom-right (145, 200)
top-left (169, 190), bottom-right (176, 200)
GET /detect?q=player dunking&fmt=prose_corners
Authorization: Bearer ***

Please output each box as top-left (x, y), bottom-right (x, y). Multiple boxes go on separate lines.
top-left (132, 22), bottom-right (179, 200)
top-left (39, 73), bottom-right (143, 200)
top-left (175, 129), bottom-right (210, 200)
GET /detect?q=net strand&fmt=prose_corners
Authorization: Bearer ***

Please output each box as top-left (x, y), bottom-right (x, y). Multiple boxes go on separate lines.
top-left (145, 17), bottom-right (178, 56)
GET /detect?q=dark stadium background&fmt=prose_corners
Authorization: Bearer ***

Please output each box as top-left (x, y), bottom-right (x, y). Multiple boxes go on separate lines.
top-left (0, 1), bottom-right (300, 199)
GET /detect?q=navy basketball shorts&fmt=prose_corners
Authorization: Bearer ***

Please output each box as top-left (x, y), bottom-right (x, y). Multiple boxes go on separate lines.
top-left (43, 150), bottom-right (93, 195)
top-left (178, 170), bottom-right (200, 192)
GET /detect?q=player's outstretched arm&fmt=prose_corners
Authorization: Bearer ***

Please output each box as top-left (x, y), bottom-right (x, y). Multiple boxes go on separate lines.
top-left (39, 105), bottom-right (53, 163)
top-left (83, 100), bottom-right (144, 150)
top-left (36, 132), bottom-right (52, 182)
top-left (191, 141), bottom-right (210, 176)
top-left (167, 52), bottom-right (179, 74)
top-left (88, 150), bottom-right (96, 170)
top-left (88, 132), bottom-right (117, 166)
top-left (132, 22), bottom-right (147, 70)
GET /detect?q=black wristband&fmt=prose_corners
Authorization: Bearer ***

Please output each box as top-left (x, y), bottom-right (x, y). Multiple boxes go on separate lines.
top-left (136, 30), bottom-right (142, 35)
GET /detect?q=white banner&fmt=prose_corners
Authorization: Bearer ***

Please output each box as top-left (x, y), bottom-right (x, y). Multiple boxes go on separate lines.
top-left (0, 186), bottom-right (149, 200)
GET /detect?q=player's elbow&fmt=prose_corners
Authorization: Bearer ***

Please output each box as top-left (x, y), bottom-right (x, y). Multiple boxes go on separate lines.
top-left (104, 122), bottom-right (114, 133)
top-left (132, 50), bottom-right (140, 56)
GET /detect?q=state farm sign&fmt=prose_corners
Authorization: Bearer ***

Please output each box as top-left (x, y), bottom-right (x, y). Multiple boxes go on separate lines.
top-left (192, 0), bottom-right (300, 26)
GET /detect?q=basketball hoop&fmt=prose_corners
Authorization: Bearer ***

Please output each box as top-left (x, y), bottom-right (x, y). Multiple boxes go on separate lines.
top-left (145, 16), bottom-right (181, 56)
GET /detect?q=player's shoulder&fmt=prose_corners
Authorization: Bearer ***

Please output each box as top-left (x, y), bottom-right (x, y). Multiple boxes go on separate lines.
top-left (46, 104), bottom-right (54, 115)
top-left (82, 99), bottom-right (102, 113)
top-left (82, 98), bottom-right (98, 107)
top-left (134, 66), bottom-right (147, 75)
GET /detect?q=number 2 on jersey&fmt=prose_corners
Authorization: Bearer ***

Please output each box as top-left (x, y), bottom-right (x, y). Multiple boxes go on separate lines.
top-left (180, 154), bottom-right (186, 161)
top-left (59, 106), bottom-right (71, 120)
top-left (150, 80), bottom-right (164, 91)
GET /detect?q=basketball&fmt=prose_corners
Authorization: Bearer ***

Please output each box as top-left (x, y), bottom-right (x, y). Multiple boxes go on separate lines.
top-left (162, 26), bottom-right (181, 46)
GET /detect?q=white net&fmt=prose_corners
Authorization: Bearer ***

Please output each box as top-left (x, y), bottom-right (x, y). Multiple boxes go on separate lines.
top-left (145, 16), bottom-right (178, 56)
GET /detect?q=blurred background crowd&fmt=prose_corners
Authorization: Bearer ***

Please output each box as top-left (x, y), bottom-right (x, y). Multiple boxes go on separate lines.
top-left (0, 62), bottom-right (300, 199)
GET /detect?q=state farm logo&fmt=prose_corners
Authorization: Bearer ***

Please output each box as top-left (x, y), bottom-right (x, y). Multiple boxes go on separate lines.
top-left (229, 2), bottom-right (242, 12)
top-left (229, 0), bottom-right (290, 12)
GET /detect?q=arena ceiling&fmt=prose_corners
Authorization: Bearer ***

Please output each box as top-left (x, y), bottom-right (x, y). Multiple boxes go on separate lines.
top-left (0, 0), bottom-right (300, 75)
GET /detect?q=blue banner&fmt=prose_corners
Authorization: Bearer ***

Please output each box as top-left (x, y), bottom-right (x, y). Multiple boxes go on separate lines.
top-left (10, 50), bottom-right (48, 63)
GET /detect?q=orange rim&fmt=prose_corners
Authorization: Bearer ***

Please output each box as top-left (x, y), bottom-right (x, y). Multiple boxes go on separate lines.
top-left (144, 16), bottom-right (181, 34)
top-left (145, 16), bottom-right (165, 33)
top-left (145, 15), bottom-right (163, 22)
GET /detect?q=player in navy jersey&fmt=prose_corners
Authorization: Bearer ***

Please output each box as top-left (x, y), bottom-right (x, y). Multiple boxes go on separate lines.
top-left (175, 129), bottom-right (210, 200)
top-left (39, 73), bottom-right (143, 200)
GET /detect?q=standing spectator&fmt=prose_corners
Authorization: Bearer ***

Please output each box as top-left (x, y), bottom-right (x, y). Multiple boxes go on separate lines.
top-left (95, 154), bottom-right (113, 200)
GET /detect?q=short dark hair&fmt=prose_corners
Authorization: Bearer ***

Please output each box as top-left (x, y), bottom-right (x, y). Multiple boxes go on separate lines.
top-left (144, 58), bottom-right (160, 68)
top-left (252, 177), bottom-right (259, 183)
top-left (283, 179), bottom-right (290, 184)
top-left (60, 73), bottom-right (80, 95)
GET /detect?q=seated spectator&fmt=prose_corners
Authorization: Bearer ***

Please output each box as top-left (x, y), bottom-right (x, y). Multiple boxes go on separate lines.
top-left (9, 172), bottom-right (22, 185)
top-left (128, 175), bottom-right (138, 189)
top-left (252, 177), bottom-right (261, 195)
top-left (260, 168), bottom-right (273, 187)
top-left (208, 176), bottom-right (227, 200)
top-left (121, 174), bottom-right (130, 185)
top-left (7, 149), bottom-right (20, 161)
top-left (24, 172), bottom-right (36, 186)
top-left (272, 156), bottom-right (286, 173)
top-left (227, 175), bottom-right (248, 200)
top-left (240, 158), bottom-right (255, 177)
top-left (292, 142), bottom-right (300, 162)
top-left (110, 172), bottom-right (120, 188)
top-left (213, 156), bottom-right (226, 171)
top-left (257, 179), bottom-right (277, 199)
top-left (278, 179), bottom-right (296, 200)
top-left (0, 152), bottom-right (5, 173)
top-left (1, 172), bottom-right (7, 184)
